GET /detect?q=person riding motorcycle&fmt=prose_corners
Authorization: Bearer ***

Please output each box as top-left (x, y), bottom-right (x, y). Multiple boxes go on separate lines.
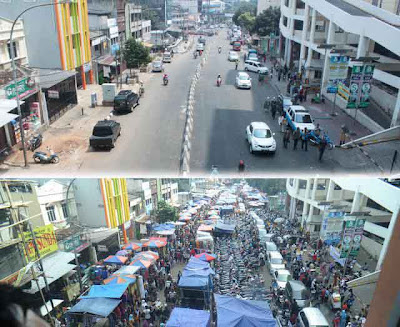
top-left (218, 46), bottom-right (222, 53)
top-left (217, 74), bottom-right (222, 86)
top-left (163, 74), bottom-right (168, 85)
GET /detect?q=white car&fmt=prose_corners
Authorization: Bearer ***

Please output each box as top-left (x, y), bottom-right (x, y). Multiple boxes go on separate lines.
top-left (247, 53), bottom-right (258, 61)
top-left (285, 105), bottom-right (316, 133)
top-left (273, 269), bottom-right (292, 290)
top-left (246, 122), bottom-right (276, 154)
top-left (228, 51), bottom-right (239, 61)
top-left (245, 60), bottom-right (268, 74)
top-left (236, 72), bottom-right (252, 89)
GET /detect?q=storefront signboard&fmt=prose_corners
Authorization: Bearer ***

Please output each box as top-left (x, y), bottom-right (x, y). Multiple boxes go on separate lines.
top-left (24, 225), bottom-right (58, 262)
top-left (359, 65), bottom-right (374, 108)
top-left (47, 90), bottom-right (60, 99)
top-left (321, 211), bottom-right (345, 245)
top-left (4, 77), bottom-right (37, 100)
top-left (97, 245), bottom-right (108, 252)
top-left (63, 235), bottom-right (81, 252)
top-left (340, 218), bottom-right (356, 258)
top-left (349, 218), bottom-right (366, 257)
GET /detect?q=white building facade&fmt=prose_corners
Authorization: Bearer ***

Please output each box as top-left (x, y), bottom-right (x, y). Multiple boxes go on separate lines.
top-left (279, 0), bottom-right (400, 128)
top-left (286, 178), bottom-right (400, 270)
top-left (36, 179), bottom-right (77, 229)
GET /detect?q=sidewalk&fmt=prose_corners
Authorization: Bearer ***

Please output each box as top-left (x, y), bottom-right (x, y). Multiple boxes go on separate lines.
top-left (264, 62), bottom-right (372, 145)
top-left (2, 72), bottom-right (152, 170)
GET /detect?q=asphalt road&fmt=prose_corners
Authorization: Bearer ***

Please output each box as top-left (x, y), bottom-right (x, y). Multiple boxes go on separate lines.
top-left (79, 43), bottom-right (197, 175)
top-left (189, 32), bottom-right (389, 176)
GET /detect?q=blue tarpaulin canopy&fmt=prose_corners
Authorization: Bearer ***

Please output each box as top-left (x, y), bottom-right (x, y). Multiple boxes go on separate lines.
top-left (68, 298), bottom-right (121, 317)
top-left (178, 275), bottom-right (210, 290)
top-left (153, 223), bottom-right (175, 231)
top-left (215, 222), bottom-right (235, 234)
top-left (186, 257), bottom-right (211, 269)
top-left (182, 267), bottom-right (215, 277)
top-left (166, 308), bottom-right (211, 327)
top-left (215, 294), bottom-right (276, 327)
top-left (80, 284), bottom-right (129, 299)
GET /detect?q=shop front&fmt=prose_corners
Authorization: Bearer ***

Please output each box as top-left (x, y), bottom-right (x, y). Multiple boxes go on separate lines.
top-left (37, 69), bottom-right (78, 124)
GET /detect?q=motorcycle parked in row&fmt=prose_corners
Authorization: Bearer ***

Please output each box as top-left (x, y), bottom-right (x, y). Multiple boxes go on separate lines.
top-left (33, 147), bottom-right (59, 164)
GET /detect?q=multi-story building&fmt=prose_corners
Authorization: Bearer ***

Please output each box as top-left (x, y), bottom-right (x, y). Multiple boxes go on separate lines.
top-left (0, 179), bottom-right (48, 282)
top-left (160, 179), bottom-right (179, 204)
top-left (1, 0), bottom-right (93, 89)
top-left (286, 178), bottom-right (400, 270)
top-left (279, 0), bottom-right (400, 129)
top-left (35, 179), bottom-right (78, 229)
top-left (257, 0), bottom-right (281, 14)
top-left (126, 4), bottom-right (143, 39)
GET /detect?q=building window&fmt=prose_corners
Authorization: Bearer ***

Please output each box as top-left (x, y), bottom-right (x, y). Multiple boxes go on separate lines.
top-left (294, 20), bottom-right (303, 31)
top-left (62, 202), bottom-right (69, 218)
top-left (283, 17), bottom-right (288, 27)
top-left (314, 224), bottom-right (321, 232)
top-left (7, 183), bottom-right (32, 193)
top-left (46, 205), bottom-right (56, 222)
top-left (314, 70), bottom-right (322, 79)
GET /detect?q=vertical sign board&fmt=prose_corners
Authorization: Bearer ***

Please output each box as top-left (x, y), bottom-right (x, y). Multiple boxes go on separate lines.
top-left (327, 56), bottom-right (349, 94)
top-left (347, 65), bottom-right (363, 109)
top-left (359, 65), bottom-right (374, 108)
top-left (340, 218), bottom-right (356, 258)
top-left (349, 218), bottom-right (366, 257)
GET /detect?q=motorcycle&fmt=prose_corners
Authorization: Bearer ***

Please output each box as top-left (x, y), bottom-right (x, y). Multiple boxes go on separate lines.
top-left (163, 76), bottom-right (169, 86)
top-left (308, 130), bottom-right (334, 149)
top-left (217, 77), bottom-right (222, 87)
top-left (33, 147), bottom-right (59, 164)
top-left (193, 52), bottom-right (198, 59)
top-left (27, 134), bottom-right (42, 152)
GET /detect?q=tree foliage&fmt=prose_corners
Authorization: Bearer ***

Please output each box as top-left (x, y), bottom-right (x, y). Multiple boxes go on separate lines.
top-left (155, 200), bottom-right (178, 223)
top-left (123, 38), bottom-right (151, 69)
top-left (253, 7), bottom-right (281, 36)
top-left (232, 2), bottom-right (256, 26)
top-left (237, 12), bottom-right (255, 33)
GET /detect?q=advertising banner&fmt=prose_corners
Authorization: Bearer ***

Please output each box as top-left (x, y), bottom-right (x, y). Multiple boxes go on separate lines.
top-left (347, 65), bottom-right (363, 108)
top-left (24, 225), bottom-right (58, 262)
top-left (327, 56), bottom-right (349, 93)
top-left (340, 218), bottom-right (356, 258)
top-left (321, 211), bottom-right (345, 245)
top-left (337, 82), bottom-right (350, 101)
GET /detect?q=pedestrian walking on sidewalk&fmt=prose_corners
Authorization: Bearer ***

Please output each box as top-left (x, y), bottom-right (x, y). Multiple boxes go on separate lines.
top-left (319, 135), bottom-right (327, 161)
top-left (301, 128), bottom-right (308, 151)
top-left (283, 127), bottom-right (291, 148)
top-left (293, 127), bottom-right (301, 150)
top-left (235, 59), bottom-right (239, 70)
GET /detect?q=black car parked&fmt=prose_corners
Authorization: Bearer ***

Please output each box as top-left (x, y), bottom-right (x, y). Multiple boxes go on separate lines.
top-left (90, 120), bottom-right (121, 150)
top-left (113, 90), bottom-right (139, 113)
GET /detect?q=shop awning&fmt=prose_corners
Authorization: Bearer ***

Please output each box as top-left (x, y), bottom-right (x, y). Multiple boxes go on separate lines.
top-left (25, 251), bottom-right (77, 294)
top-left (96, 55), bottom-right (116, 67)
top-left (36, 69), bottom-right (76, 89)
top-left (0, 112), bottom-right (18, 127)
top-left (80, 283), bottom-right (129, 299)
top-left (68, 298), bottom-right (121, 317)
top-left (114, 265), bottom-right (140, 275)
top-left (40, 299), bottom-right (64, 317)
top-left (167, 308), bottom-right (211, 327)
top-left (0, 99), bottom-right (25, 112)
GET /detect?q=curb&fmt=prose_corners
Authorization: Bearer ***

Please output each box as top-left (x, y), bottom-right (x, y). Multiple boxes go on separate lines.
top-left (179, 42), bottom-right (211, 175)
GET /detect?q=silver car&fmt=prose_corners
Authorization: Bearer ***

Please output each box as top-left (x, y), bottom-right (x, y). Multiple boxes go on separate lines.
top-left (152, 61), bottom-right (164, 72)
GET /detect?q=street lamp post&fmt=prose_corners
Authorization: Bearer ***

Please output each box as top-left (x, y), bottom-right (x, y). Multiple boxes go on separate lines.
top-left (9, 1), bottom-right (70, 168)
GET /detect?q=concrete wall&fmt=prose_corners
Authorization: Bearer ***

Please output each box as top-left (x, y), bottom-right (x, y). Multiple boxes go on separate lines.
top-left (361, 235), bottom-right (382, 261)
top-left (0, 1), bottom-right (61, 69)
top-left (370, 85), bottom-right (397, 116)
top-left (73, 179), bottom-right (106, 228)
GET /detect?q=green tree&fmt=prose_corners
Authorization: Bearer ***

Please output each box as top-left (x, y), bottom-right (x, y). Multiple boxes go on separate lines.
top-left (155, 200), bottom-right (178, 223)
top-left (123, 38), bottom-right (151, 72)
top-left (237, 12), bottom-right (256, 33)
top-left (232, 2), bottom-right (256, 26)
top-left (253, 7), bottom-right (281, 37)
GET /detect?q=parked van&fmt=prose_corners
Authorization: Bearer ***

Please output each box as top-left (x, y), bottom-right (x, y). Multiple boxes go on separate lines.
top-left (265, 241), bottom-right (278, 253)
top-left (297, 308), bottom-right (329, 327)
top-left (267, 251), bottom-right (285, 275)
top-left (163, 51), bottom-right (172, 63)
top-left (285, 280), bottom-right (311, 308)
